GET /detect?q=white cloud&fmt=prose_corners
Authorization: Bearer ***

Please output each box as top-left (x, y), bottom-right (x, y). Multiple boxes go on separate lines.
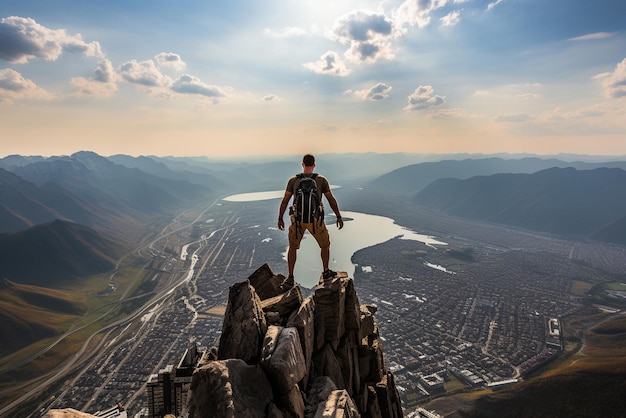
top-left (404, 85), bottom-right (445, 111)
top-left (70, 60), bottom-right (118, 98)
top-left (171, 74), bottom-right (226, 99)
top-left (0, 68), bottom-right (53, 102)
top-left (486, 0), bottom-right (505, 11)
top-left (355, 82), bottom-right (392, 101)
top-left (440, 10), bottom-right (461, 27)
top-left (568, 32), bottom-right (615, 42)
top-left (599, 58), bottom-right (626, 99)
top-left (264, 27), bottom-right (307, 38)
top-left (303, 51), bottom-right (351, 76)
top-left (154, 52), bottom-right (186, 71)
top-left (117, 59), bottom-right (172, 87)
top-left (393, 0), bottom-right (450, 28)
top-left (332, 10), bottom-right (396, 63)
top-left (0, 16), bottom-right (103, 64)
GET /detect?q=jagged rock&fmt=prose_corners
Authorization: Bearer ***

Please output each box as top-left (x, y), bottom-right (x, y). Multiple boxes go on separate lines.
top-left (374, 373), bottom-right (403, 418)
top-left (286, 296), bottom-right (316, 390)
top-left (43, 410), bottom-right (97, 418)
top-left (276, 384), bottom-right (306, 418)
top-left (313, 273), bottom-right (348, 351)
top-left (336, 332), bottom-right (360, 397)
top-left (312, 343), bottom-right (346, 390)
top-left (187, 359), bottom-right (273, 418)
top-left (261, 286), bottom-right (304, 321)
top-left (202, 265), bottom-right (402, 418)
top-left (218, 280), bottom-right (267, 363)
top-left (261, 326), bottom-right (307, 395)
top-left (364, 386), bottom-right (383, 418)
top-left (359, 338), bottom-right (386, 384)
top-left (359, 305), bottom-right (375, 343)
top-left (248, 263), bottom-right (293, 300)
top-left (343, 278), bottom-right (361, 333)
top-left (305, 377), bottom-right (338, 417)
top-left (314, 389), bottom-right (361, 418)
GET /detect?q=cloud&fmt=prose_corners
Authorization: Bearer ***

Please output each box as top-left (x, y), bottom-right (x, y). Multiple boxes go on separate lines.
top-left (0, 16), bottom-right (103, 64)
top-left (355, 82), bottom-right (392, 101)
top-left (70, 60), bottom-right (118, 98)
top-left (486, 0), bottom-right (505, 11)
top-left (440, 10), bottom-right (462, 27)
top-left (154, 52), bottom-right (186, 71)
top-left (117, 59), bottom-right (172, 87)
top-left (393, 0), bottom-right (450, 28)
top-left (171, 74), bottom-right (226, 99)
top-left (303, 51), bottom-right (351, 76)
top-left (404, 85), bottom-right (445, 111)
top-left (599, 58), bottom-right (626, 99)
top-left (0, 68), bottom-right (53, 102)
top-left (263, 94), bottom-right (282, 102)
top-left (332, 10), bottom-right (396, 63)
top-left (264, 27), bottom-right (307, 38)
top-left (568, 32), bottom-right (615, 42)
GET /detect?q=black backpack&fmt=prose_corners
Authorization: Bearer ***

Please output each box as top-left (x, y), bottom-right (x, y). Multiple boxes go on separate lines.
top-left (292, 173), bottom-right (324, 225)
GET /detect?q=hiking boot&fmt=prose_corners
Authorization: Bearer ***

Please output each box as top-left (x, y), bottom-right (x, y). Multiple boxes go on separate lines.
top-left (322, 269), bottom-right (337, 281)
top-left (280, 274), bottom-right (295, 290)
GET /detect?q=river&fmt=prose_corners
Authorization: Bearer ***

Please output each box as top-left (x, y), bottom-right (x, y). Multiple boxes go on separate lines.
top-left (223, 191), bottom-right (448, 288)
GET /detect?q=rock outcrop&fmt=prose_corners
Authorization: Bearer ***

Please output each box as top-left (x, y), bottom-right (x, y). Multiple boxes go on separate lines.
top-left (187, 263), bottom-right (403, 418)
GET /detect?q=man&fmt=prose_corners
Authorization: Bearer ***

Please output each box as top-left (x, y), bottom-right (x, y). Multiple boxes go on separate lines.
top-left (278, 154), bottom-right (344, 281)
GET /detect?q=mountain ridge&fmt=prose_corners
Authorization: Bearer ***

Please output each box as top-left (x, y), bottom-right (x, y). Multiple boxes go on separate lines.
top-left (414, 167), bottom-right (626, 243)
top-left (0, 219), bottom-right (121, 286)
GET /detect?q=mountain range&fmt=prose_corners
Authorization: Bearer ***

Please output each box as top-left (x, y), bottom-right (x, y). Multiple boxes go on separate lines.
top-left (413, 167), bottom-right (626, 243)
top-left (367, 157), bottom-right (626, 195)
top-left (2, 151), bottom-right (626, 415)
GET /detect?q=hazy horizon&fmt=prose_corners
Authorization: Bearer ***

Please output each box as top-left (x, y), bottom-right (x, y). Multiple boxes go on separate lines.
top-left (1, 0), bottom-right (625, 158)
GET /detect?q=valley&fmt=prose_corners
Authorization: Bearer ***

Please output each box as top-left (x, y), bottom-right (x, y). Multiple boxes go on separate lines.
top-left (2, 189), bottom-right (625, 417)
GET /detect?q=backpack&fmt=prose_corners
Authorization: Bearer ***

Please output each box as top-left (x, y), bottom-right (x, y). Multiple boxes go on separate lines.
top-left (292, 173), bottom-right (324, 226)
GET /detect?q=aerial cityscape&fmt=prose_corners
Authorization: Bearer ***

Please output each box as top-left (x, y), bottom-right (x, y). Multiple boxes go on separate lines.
top-left (1, 0), bottom-right (626, 416)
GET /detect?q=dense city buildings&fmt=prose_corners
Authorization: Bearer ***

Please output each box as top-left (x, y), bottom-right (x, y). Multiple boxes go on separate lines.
top-left (35, 198), bottom-right (626, 416)
top-left (146, 344), bottom-right (206, 418)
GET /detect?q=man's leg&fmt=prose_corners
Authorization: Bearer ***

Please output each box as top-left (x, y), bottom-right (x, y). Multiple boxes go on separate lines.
top-left (321, 246), bottom-right (330, 271)
top-left (288, 247), bottom-right (297, 277)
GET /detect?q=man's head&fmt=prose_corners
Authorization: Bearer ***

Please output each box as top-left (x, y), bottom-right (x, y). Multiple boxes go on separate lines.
top-left (302, 154), bottom-right (315, 167)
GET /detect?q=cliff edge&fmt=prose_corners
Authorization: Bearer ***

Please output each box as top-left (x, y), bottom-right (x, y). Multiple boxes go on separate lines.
top-left (187, 263), bottom-right (403, 418)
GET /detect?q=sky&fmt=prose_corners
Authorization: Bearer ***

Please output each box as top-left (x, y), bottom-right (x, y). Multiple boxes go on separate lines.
top-left (1, 0), bottom-right (626, 158)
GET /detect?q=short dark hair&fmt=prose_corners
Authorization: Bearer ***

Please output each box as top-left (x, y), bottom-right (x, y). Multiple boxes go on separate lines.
top-left (302, 154), bottom-right (315, 167)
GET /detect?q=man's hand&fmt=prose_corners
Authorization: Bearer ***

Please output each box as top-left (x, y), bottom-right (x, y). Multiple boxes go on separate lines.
top-left (278, 218), bottom-right (285, 230)
top-left (336, 216), bottom-right (344, 230)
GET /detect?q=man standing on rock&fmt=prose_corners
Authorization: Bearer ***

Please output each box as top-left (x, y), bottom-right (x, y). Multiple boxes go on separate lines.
top-left (278, 154), bottom-right (344, 282)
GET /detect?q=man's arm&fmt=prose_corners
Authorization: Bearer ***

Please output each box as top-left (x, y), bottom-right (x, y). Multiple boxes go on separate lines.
top-left (278, 190), bottom-right (292, 230)
top-left (324, 190), bottom-right (344, 230)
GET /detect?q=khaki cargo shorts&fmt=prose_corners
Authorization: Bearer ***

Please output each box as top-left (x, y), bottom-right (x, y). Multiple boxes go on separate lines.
top-left (288, 216), bottom-right (330, 250)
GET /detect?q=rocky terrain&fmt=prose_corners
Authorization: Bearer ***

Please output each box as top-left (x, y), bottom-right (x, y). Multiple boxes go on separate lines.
top-left (44, 263), bottom-right (402, 417)
top-left (188, 263), bottom-right (403, 417)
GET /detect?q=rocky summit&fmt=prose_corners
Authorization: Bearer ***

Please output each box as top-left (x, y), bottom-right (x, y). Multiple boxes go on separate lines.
top-left (44, 263), bottom-right (403, 418)
top-left (187, 263), bottom-right (403, 418)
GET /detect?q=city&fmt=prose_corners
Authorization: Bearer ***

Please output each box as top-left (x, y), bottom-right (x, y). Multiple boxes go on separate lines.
top-left (10, 193), bottom-right (626, 417)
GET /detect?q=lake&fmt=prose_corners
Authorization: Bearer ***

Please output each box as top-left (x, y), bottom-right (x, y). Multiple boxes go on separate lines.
top-left (223, 191), bottom-right (448, 288)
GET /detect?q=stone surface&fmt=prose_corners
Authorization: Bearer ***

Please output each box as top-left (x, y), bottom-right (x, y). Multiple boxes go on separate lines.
top-left (314, 390), bottom-right (361, 418)
top-left (261, 326), bottom-right (307, 395)
top-left (261, 286), bottom-right (303, 320)
top-left (195, 265), bottom-right (402, 418)
top-left (187, 359), bottom-right (273, 418)
top-left (248, 263), bottom-right (293, 300)
top-left (218, 280), bottom-right (267, 363)
top-left (44, 410), bottom-right (97, 418)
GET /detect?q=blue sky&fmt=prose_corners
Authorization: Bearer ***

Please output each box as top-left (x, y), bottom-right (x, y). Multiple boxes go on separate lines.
top-left (1, 0), bottom-right (625, 158)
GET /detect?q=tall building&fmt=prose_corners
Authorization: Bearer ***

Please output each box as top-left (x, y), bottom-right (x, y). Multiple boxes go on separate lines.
top-left (146, 343), bottom-right (206, 418)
